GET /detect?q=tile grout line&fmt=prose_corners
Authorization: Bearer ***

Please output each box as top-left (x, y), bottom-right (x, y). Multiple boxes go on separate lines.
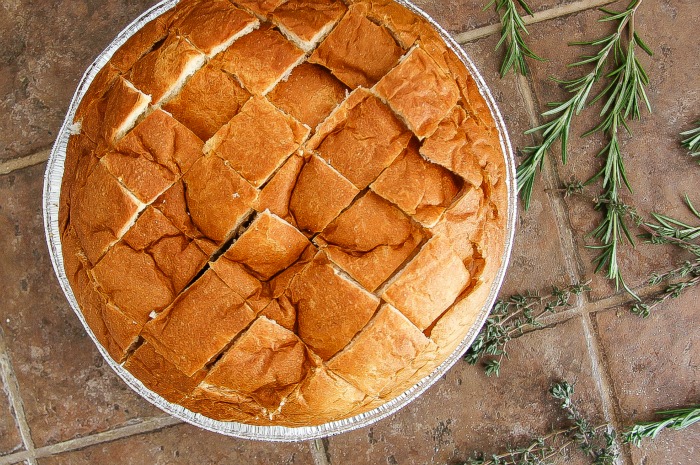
top-left (0, 149), bottom-right (51, 176)
top-left (0, 330), bottom-right (38, 465)
top-left (455, 0), bottom-right (617, 43)
top-left (309, 438), bottom-right (331, 465)
top-left (0, 416), bottom-right (181, 464)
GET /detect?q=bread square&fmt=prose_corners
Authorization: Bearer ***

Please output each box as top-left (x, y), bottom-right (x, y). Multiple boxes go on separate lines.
top-left (162, 63), bottom-right (252, 141)
top-left (288, 252), bottom-right (380, 360)
top-left (177, 154), bottom-right (259, 244)
top-left (420, 105), bottom-right (485, 187)
top-left (375, 47), bottom-right (460, 138)
top-left (142, 269), bottom-right (257, 376)
top-left (79, 77), bottom-right (151, 152)
top-left (309, 6), bottom-right (403, 89)
top-left (271, 0), bottom-right (347, 51)
top-left (109, 12), bottom-right (173, 74)
top-left (222, 210), bottom-right (310, 279)
top-left (206, 96), bottom-right (309, 187)
top-left (172, 0), bottom-right (259, 57)
top-left (214, 24), bottom-right (305, 95)
top-left (102, 109), bottom-right (204, 204)
top-left (370, 140), bottom-right (462, 227)
top-left (266, 63), bottom-right (348, 130)
top-left (310, 89), bottom-right (411, 189)
top-left (124, 341), bottom-right (208, 404)
top-left (288, 154), bottom-right (359, 234)
top-left (198, 316), bottom-right (318, 409)
top-left (277, 367), bottom-right (369, 426)
top-left (327, 303), bottom-right (436, 397)
top-left (316, 191), bottom-right (424, 291)
top-left (382, 235), bottom-right (470, 330)
top-left (71, 160), bottom-right (142, 265)
top-left (129, 33), bottom-right (206, 104)
top-left (91, 207), bottom-right (208, 324)
top-left (430, 186), bottom-right (486, 261)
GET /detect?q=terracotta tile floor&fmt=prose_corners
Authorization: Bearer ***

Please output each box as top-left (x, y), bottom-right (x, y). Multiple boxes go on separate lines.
top-left (1, 0), bottom-right (698, 464)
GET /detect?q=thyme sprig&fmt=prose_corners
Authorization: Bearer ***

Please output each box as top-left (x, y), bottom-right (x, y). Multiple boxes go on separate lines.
top-left (680, 120), bottom-right (700, 159)
top-left (465, 382), bottom-right (617, 465)
top-left (464, 283), bottom-right (590, 376)
top-left (622, 406), bottom-right (700, 446)
top-left (487, 0), bottom-right (545, 77)
top-left (630, 196), bottom-right (700, 316)
top-left (516, 0), bottom-right (651, 291)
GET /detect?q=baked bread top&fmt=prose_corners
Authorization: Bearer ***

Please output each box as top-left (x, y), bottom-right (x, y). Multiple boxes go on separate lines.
top-left (59, 0), bottom-right (508, 427)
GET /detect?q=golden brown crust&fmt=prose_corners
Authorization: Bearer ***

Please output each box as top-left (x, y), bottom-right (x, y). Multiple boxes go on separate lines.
top-left (128, 34), bottom-right (206, 104)
top-left (222, 210), bottom-right (310, 279)
top-left (162, 63), bottom-right (251, 141)
top-left (267, 62), bottom-right (348, 130)
top-left (207, 96), bottom-right (309, 187)
top-left (370, 140), bottom-right (462, 227)
top-left (213, 24), bottom-right (304, 95)
top-left (109, 12), bottom-right (174, 74)
top-left (271, 0), bottom-right (346, 49)
top-left (309, 5), bottom-right (403, 89)
top-left (172, 0), bottom-right (258, 56)
top-left (124, 341), bottom-right (207, 404)
top-left (234, 0), bottom-right (287, 16)
top-left (288, 154), bottom-right (359, 234)
top-left (430, 186), bottom-right (487, 261)
top-left (382, 235), bottom-right (470, 330)
top-left (289, 252), bottom-right (380, 360)
top-left (327, 303), bottom-right (436, 398)
top-left (255, 152), bottom-right (306, 219)
top-left (310, 89), bottom-right (412, 189)
top-left (316, 191), bottom-right (424, 291)
top-left (101, 109), bottom-right (203, 204)
top-left (276, 367), bottom-right (369, 426)
top-left (142, 269), bottom-right (257, 376)
top-left (180, 154), bottom-right (259, 243)
top-left (374, 47), bottom-right (459, 138)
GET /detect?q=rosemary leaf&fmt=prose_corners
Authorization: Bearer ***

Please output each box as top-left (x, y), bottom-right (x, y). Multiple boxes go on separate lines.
top-left (680, 120), bottom-right (700, 159)
top-left (622, 406), bottom-right (700, 447)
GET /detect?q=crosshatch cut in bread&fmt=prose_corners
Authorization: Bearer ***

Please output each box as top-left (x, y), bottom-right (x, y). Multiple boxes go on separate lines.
top-left (59, 0), bottom-right (508, 427)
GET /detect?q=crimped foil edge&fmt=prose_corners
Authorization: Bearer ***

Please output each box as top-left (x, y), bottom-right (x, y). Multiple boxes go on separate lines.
top-left (43, 0), bottom-right (517, 442)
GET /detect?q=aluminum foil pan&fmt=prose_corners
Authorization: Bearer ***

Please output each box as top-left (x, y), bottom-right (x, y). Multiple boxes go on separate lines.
top-left (43, 0), bottom-right (517, 442)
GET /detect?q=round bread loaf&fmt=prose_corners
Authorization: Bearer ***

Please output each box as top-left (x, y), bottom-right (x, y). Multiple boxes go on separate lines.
top-left (59, 0), bottom-right (508, 427)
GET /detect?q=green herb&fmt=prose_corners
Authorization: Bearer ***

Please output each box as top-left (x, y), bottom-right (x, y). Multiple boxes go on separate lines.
top-left (464, 381), bottom-right (617, 465)
top-left (464, 283), bottom-right (590, 376)
top-left (486, 0), bottom-right (545, 77)
top-left (681, 120), bottom-right (700, 159)
top-left (516, 0), bottom-right (651, 291)
top-left (630, 195), bottom-right (700, 316)
top-left (622, 406), bottom-right (700, 446)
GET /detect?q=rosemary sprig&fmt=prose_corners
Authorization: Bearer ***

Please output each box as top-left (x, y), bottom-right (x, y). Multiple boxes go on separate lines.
top-left (622, 406), bottom-right (700, 446)
top-left (516, 0), bottom-right (651, 291)
top-left (487, 0), bottom-right (545, 77)
top-left (464, 282), bottom-right (590, 376)
top-left (681, 120), bottom-right (700, 159)
top-left (465, 382), bottom-right (618, 465)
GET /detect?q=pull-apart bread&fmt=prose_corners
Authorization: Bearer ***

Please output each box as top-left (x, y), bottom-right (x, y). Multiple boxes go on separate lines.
top-left (60, 0), bottom-right (508, 427)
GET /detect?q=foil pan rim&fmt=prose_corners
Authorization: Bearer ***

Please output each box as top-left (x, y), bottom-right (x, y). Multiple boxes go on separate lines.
top-left (43, 0), bottom-right (518, 442)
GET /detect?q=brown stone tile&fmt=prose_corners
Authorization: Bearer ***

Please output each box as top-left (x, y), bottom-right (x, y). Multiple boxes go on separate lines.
top-left (593, 287), bottom-right (700, 465)
top-left (463, 36), bottom-right (572, 295)
top-left (525, 6), bottom-right (700, 299)
top-left (0, 164), bottom-right (163, 448)
top-left (0, 0), bottom-right (159, 161)
top-left (37, 423), bottom-right (314, 465)
top-left (0, 377), bottom-right (23, 455)
top-left (327, 316), bottom-right (604, 464)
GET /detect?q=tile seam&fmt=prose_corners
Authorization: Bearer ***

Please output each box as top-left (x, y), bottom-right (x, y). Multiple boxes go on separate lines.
top-left (0, 329), bottom-right (38, 465)
top-left (0, 149), bottom-right (51, 176)
top-left (309, 438), bottom-right (331, 465)
top-left (455, 0), bottom-right (618, 43)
